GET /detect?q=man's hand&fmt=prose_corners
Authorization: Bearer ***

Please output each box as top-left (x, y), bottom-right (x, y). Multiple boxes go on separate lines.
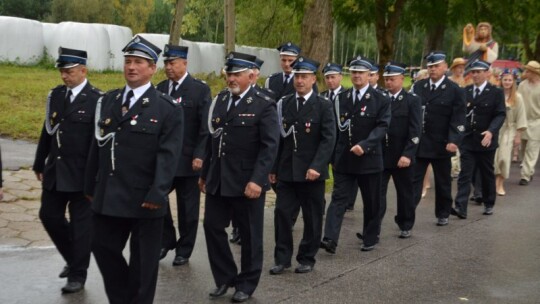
top-left (192, 158), bottom-right (203, 171)
top-left (397, 156), bottom-right (411, 168)
top-left (479, 43), bottom-right (487, 51)
top-left (141, 201), bottom-right (161, 210)
top-left (35, 172), bottom-right (43, 181)
top-left (305, 169), bottom-right (320, 181)
top-left (481, 130), bottom-right (493, 147)
top-left (350, 145), bottom-right (364, 156)
top-left (446, 143), bottom-right (458, 153)
top-left (198, 178), bottom-right (206, 193)
top-left (244, 182), bottom-right (262, 199)
top-left (269, 174), bottom-right (277, 184)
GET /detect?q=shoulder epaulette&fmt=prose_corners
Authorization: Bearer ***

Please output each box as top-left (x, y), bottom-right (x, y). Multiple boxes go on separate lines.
top-left (269, 72), bottom-right (281, 78)
top-left (159, 91), bottom-right (177, 106)
top-left (193, 78), bottom-right (207, 85)
top-left (255, 90), bottom-right (274, 103)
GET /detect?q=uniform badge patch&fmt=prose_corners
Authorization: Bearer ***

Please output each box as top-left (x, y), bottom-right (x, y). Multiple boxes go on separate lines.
top-left (457, 125), bottom-right (465, 132)
top-left (412, 137), bottom-right (419, 144)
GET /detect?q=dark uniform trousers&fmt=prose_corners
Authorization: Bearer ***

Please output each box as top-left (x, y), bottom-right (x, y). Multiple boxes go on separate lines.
top-left (411, 77), bottom-right (466, 218)
top-left (34, 82), bottom-right (101, 284)
top-left (39, 189), bottom-right (91, 282)
top-left (162, 176), bottom-right (200, 256)
top-left (454, 83), bottom-right (506, 214)
top-left (204, 192), bottom-right (265, 295)
top-left (92, 214), bottom-right (163, 304)
top-left (85, 85), bottom-right (183, 304)
top-left (323, 86), bottom-right (391, 248)
top-left (273, 92), bottom-right (335, 266)
top-left (156, 76), bottom-right (211, 257)
top-left (325, 172), bottom-right (382, 246)
top-left (202, 87), bottom-right (279, 296)
top-left (274, 181), bottom-right (325, 266)
top-left (380, 90), bottom-right (422, 232)
top-left (322, 88), bottom-right (359, 211)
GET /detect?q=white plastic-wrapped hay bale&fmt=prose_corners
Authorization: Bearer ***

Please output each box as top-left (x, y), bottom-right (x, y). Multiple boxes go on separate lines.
top-left (42, 23), bottom-right (58, 61)
top-left (0, 16), bottom-right (43, 64)
top-left (237, 45), bottom-right (280, 77)
top-left (48, 22), bottom-right (110, 71)
top-left (182, 40), bottom-right (225, 75)
top-left (101, 24), bottom-right (132, 71)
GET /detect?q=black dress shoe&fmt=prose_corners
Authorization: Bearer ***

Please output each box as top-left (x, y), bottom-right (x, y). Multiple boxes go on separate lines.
top-left (360, 244), bottom-right (375, 252)
top-left (209, 284), bottom-right (229, 298)
top-left (399, 230), bottom-right (411, 239)
top-left (159, 248), bottom-right (170, 260)
top-left (172, 255), bottom-right (189, 266)
top-left (269, 264), bottom-right (289, 275)
top-left (61, 281), bottom-right (84, 294)
top-left (450, 208), bottom-right (467, 219)
top-left (59, 265), bottom-right (70, 278)
top-left (320, 238), bottom-right (337, 254)
top-left (519, 178), bottom-right (529, 186)
top-left (356, 232), bottom-right (363, 240)
top-left (232, 290), bottom-right (250, 303)
top-left (294, 264), bottom-right (313, 273)
top-left (230, 228), bottom-right (241, 244)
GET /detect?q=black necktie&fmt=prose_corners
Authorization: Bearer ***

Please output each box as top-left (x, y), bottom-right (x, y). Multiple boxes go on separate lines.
top-left (355, 90), bottom-right (361, 104)
top-left (474, 88), bottom-right (480, 99)
top-left (123, 90), bottom-right (134, 116)
top-left (170, 81), bottom-right (179, 96)
top-left (431, 84), bottom-right (436, 92)
top-left (229, 95), bottom-right (240, 113)
top-left (64, 90), bottom-right (72, 109)
top-left (329, 91), bottom-right (335, 101)
top-left (283, 74), bottom-right (290, 86)
top-left (391, 96), bottom-right (395, 102)
top-left (297, 96), bottom-right (305, 112)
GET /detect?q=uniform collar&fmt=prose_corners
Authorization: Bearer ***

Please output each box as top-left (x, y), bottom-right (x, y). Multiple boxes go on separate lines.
top-left (68, 79), bottom-right (88, 99)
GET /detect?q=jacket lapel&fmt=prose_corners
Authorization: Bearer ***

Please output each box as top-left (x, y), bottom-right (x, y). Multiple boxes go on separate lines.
top-left (64, 83), bottom-right (91, 117)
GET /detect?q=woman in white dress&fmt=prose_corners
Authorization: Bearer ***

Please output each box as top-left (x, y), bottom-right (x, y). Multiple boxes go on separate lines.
top-left (494, 70), bottom-right (528, 195)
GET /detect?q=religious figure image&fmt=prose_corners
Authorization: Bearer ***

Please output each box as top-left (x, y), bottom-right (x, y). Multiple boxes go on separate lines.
top-left (463, 22), bottom-right (499, 65)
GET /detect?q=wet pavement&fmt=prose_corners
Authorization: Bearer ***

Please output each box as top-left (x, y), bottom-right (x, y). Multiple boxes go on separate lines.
top-left (1, 137), bottom-right (539, 303)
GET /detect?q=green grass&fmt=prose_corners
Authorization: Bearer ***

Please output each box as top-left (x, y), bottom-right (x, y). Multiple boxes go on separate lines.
top-left (0, 64), bottom-right (228, 141)
top-left (0, 64), bottom-right (412, 141)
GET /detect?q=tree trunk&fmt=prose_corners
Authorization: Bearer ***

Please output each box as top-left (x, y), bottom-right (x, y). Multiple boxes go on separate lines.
top-left (169, 0), bottom-right (186, 45)
top-left (374, 0), bottom-right (407, 86)
top-left (300, 0), bottom-right (333, 67)
top-left (224, 0), bottom-right (235, 53)
top-left (534, 33), bottom-right (540, 61)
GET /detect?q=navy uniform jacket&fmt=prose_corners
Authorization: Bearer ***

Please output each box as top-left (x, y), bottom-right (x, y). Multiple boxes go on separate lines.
top-left (266, 73), bottom-right (318, 101)
top-left (33, 82), bottom-right (102, 192)
top-left (156, 75), bottom-right (211, 176)
top-left (84, 86), bottom-right (184, 218)
top-left (321, 86), bottom-right (346, 103)
top-left (333, 86), bottom-right (391, 174)
top-left (253, 84), bottom-right (276, 101)
top-left (461, 83), bottom-right (506, 151)
top-left (273, 93), bottom-right (336, 182)
top-left (201, 87), bottom-right (280, 197)
top-left (383, 90), bottom-right (423, 169)
top-left (412, 76), bottom-right (466, 158)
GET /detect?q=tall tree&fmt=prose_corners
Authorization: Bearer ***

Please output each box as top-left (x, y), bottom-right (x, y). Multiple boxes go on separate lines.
top-left (0, 0), bottom-right (51, 20)
top-left (334, 0), bottom-right (407, 84)
top-left (168, 0), bottom-right (186, 44)
top-left (300, 0), bottom-right (333, 65)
